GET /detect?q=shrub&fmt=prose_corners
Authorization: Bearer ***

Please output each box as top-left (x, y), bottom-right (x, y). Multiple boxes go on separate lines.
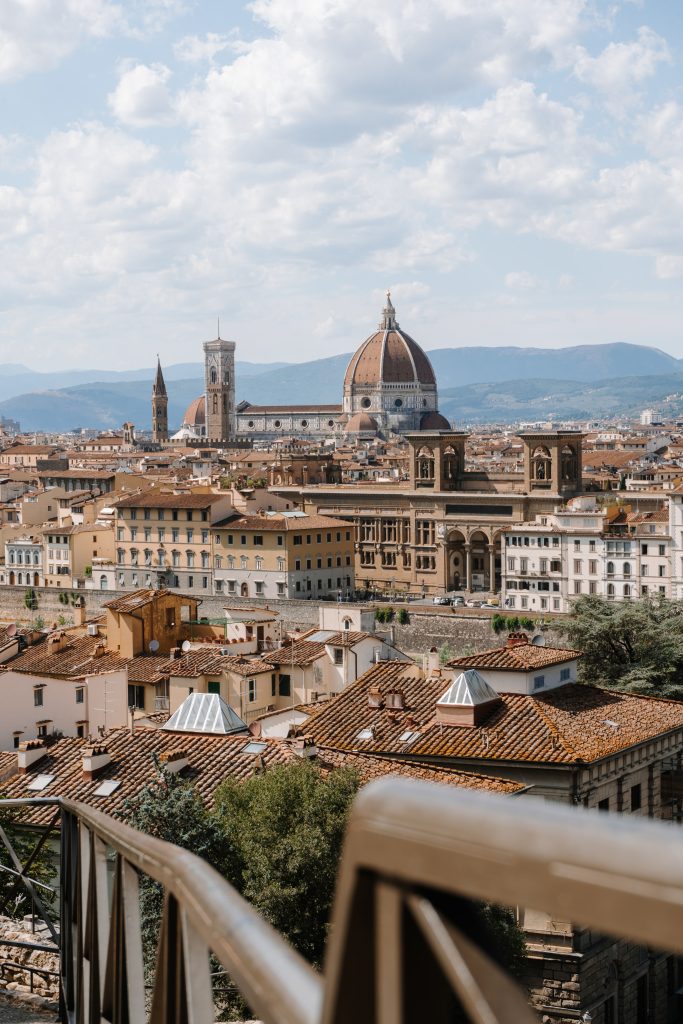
top-left (23, 588), bottom-right (36, 610)
top-left (397, 608), bottom-right (409, 625)
top-left (491, 613), bottom-right (506, 633)
top-left (520, 616), bottom-right (535, 630)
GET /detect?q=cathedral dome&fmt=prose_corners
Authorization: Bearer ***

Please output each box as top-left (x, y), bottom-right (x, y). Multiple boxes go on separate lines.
top-left (345, 412), bottom-right (379, 435)
top-left (183, 395), bottom-right (206, 429)
top-left (420, 411), bottom-right (451, 430)
top-left (343, 293), bottom-right (436, 391)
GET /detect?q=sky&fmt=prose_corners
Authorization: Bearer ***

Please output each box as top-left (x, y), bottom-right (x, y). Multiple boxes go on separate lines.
top-left (2, 0), bottom-right (683, 370)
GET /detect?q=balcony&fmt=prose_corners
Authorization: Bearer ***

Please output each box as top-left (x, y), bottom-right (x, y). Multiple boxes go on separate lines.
top-left (2, 783), bottom-right (683, 1022)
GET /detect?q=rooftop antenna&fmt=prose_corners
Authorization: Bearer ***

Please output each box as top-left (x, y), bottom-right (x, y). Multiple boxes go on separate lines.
top-left (217, 317), bottom-right (220, 340)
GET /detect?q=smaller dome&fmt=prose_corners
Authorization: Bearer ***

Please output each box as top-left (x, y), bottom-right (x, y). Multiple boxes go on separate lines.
top-left (420, 411), bottom-right (451, 430)
top-left (345, 412), bottom-right (379, 435)
top-left (183, 395), bottom-right (206, 427)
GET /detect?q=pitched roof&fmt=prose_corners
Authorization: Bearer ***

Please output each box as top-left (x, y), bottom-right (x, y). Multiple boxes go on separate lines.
top-left (448, 640), bottom-right (581, 673)
top-left (317, 748), bottom-right (524, 794)
top-left (1, 632), bottom-right (127, 679)
top-left (114, 493), bottom-right (227, 509)
top-left (305, 664), bottom-right (683, 766)
top-left (103, 589), bottom-right (198, 614)
top-left (264, 639), bottom-right (328, 667)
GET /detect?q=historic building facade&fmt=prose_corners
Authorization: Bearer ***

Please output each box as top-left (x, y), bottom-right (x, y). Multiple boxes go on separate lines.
top-left (273, 430), bottom-right (587, 597)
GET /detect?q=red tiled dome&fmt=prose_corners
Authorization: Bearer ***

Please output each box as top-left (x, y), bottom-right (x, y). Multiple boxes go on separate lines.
top-left (343, 293), bottom-right (436, 391)
top-left (183, 395), bottom-right (206, 427)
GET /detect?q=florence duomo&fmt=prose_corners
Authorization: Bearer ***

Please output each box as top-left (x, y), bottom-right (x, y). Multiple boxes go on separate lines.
top-left (156, 292), bottom-right (451, 444)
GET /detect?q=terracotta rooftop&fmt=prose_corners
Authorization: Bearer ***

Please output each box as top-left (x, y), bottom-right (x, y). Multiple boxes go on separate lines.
top-left (1, 632), bottom-right (127, 679)
top-left (264, 639), bottom-right (328, 667)
top-left (317, 748), bottom-right (525, 794)
top-left (448, 639), bottom-right (581, 673)
top-left (114, 493), bottom-right (228, 509)
top-left (304, 663), bottom-right (683, 766)
top-left (103, 589), bottom-right (198, 614)
top-left (213, 513), bottom-right (352, 531)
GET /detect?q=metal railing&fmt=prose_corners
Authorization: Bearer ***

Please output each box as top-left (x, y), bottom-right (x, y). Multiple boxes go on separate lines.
top-left (2, 783), bottom-right (683, 1022)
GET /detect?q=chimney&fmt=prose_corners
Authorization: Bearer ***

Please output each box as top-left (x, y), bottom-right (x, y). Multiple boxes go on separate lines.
top-left (74, 604), bottom-right (87, 627)
top-left (92, 641), bottom-right (107, 659)
top-left (82, 743), bottom-right (111, 779)
top-left (248, 721), bottom-right (263, 738)
top-left (385, 688), bottom-right (405, 711)
top-left (17, 739), bottom-right (47, 773)
top-left (46, 631), bottom-right (67, 653)
top-left (158, 748), bottom-right (189, 774)
top-left (427, 647), bottom-right (440, 673)
top-left (507, 632), bottom-right (529, 648)
top-left (368, 685), bottom-right (383, 708)
top-left (290, 735), bottom-right (318, 759)
top-left (170, 647), bottom-right (182, 660)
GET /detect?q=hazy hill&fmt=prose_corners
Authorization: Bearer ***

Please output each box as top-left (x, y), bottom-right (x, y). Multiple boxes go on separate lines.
top-left (2, 342), bottom-right (683, 431)
top-left (439, 374), bottom-right (683, 424)
top-left (0, 360), bottom-right (289, 404)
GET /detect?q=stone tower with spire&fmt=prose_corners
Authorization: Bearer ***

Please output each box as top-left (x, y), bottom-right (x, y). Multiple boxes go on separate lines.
top-left (203, 324), bottom-right (236, 442)
top-left (152, 357), bottom-right (169, 444)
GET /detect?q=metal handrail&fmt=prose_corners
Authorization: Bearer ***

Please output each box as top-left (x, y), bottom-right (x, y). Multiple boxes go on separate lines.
top-left (5, 782), bottom-right (683, 1022)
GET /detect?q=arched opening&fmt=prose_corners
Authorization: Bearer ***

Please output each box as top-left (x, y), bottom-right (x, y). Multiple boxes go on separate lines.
top-left (33, 573), bottom-right (39, 587)
top-left (446, 530), bottom-right (467, 592)
top-left (442, 445), bottom-right (459, 484)
top-left (210, 368), bottom-right (217, 384)
top-left (9, 572), bottom-right (15, 586)
top-left (561, 444), bottom-right (577, 483)
top-left (240, 582), bottom-right (249, 598)
top-left (531, 446), bottom-right (552, 485)
top-left (623, 562), bottom-right (631, 577)
top-left (469, 530), bottom-right (491, 592)
top-left (416, 447), bottom-right (435, 486)
top-left (99, 575), bottom-right (108, 590)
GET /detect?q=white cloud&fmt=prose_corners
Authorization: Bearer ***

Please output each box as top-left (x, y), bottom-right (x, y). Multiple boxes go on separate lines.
top-left (173, 32), bottom-right (235, 64)
top-left (505, 271), bottom-right (539, 289)
top-left (108, 62), bottom-right (174, 126)
top-left (574, 26), bottom-right (670, 112)
top-left (0, 0), bottom-right (124, 82)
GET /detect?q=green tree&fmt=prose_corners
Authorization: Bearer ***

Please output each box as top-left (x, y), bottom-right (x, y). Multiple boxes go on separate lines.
top-left (491, 613), bottom-right (505, 633)
top-left (559, 593), bottom-right (683, 698)
top-left (123, 757), bottom-right (239, 962)
top-left (214, 760), bottom-right (360, 966)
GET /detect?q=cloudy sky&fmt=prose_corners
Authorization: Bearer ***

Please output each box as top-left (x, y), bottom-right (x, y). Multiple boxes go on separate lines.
top-left (1, 0), bottom-right (683, 370)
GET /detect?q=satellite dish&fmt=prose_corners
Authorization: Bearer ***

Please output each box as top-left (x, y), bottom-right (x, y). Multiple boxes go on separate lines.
top-left (531, 634), bottom-right (546, 647)
top-left (181, 640), bottom-right (191, 653)
top-left (149, 639), bottom-right (160, 653)
top-left (6, 624), bottom-right (16, 638)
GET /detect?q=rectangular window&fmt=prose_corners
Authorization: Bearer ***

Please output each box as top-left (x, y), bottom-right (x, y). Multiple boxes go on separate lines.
top-left (208, 681), bottom-right (220, 695)
top-left (333, 648), bottom-right (343, 665)
top-left (560, 667), bottom-right (570, 681)
top-left (631, 783), bottom-right (642, 812)
top-left (34, 687), bottom-right (44, 707)
top-left (573, 559), bottom-right (582, 574)
top-left (533, 675), bottom-right (544, 690)
top-left (641, 543), bottom-right (649, 555)
top-left (248, 679), bottom-right (256, 702)
top-left (271, 674), bottom-right (277, 697)
top-left (127, 685), bottom-right (145, 710)
top-left (158, 509), bottom-right (165, 520)
top-left (574, 580), bottom-right (581, 595)
top-left (144, 509), bottom-right (151, 520)
top-left (253, 535), bottom-right (263, 546)
top-left (75, 686), bottom-right (84, 704)
top-left (598, 797), bottom-right (609, 812)
top-left (293, 536), bottom-right (302, 545)
top-left (279, 674), bottom-right (291, 697)
top-left (659, 544), bottom-right (666, 557)
top-left (186, 529), bottom-right (194, 543)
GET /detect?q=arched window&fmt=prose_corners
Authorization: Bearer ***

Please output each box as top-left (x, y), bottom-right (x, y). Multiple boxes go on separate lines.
top-left (210, 368), bottom-right (217, 384)
top-left (624, 584), bottom-right (631, 598)
top-left (623, 562), bottom-right (631, 577)
top-left (561, 444), bottom-right (577, 482)
top-left (212, 395), bottom-right (218, 414)
top-left (607, 583), bottom-right (615, 598)
top-left (99, 575), bottom-right (107, 590)
top-left (416, 447), bottom-right (435, 481)
top-left (443, 445), bottom-right (459, 481)
top-left (531, 446), bottom-right (551, 482)
top-left (607, 561), bottom-right (615, 576)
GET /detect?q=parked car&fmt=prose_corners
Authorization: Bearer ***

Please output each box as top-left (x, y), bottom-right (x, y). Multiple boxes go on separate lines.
top-left (433, 596), bottom-right (450, 605)
top-left (466, 599), bottom-right (483, 607)
top-left (450, 597), bottom-right (465, 607)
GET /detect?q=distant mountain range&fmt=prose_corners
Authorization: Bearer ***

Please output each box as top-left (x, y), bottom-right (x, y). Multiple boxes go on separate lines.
top-left (0, 342), bottom-right (681, 431)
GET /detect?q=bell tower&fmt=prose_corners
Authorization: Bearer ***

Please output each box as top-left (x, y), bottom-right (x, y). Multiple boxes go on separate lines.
top-left (203, 326), bottom-right (236, 442)
top-left (151, 357), bottom-right (168, 444)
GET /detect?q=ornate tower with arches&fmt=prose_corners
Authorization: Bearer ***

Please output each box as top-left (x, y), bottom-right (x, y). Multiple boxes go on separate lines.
top-left (519, 431), bottom-right (584, 496)
top-left (151, 357), bottom-right (168, 444)
top-left (203, 330), bottom-right (236, 442)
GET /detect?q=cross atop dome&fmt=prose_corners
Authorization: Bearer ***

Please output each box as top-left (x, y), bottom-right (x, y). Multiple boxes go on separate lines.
top-left (380, 289), bottom-right (398, 330)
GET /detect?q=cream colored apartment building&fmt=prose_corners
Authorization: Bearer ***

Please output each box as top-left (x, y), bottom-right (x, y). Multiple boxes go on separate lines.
top-left (211, 510), bottom-right (355, 599)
